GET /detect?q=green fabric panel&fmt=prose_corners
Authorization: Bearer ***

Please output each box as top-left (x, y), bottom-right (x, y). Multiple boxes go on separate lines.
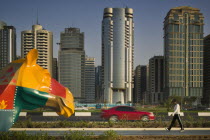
top-left (12, 86), bottom-right (49, 122)
top-left (16, 86), bottom-right (49, 110)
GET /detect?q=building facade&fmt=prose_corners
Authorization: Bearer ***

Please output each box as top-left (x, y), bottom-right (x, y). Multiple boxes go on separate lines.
top-left (85, 56), bottom-right (95, 103)
top-left (102, 8), bottom-right (134, 104)
top-left (95, 66), bottom-right (103, 102)
top-left (148, 56), bottom-right (164, 104)
top-left (52, 58), bottom-right (58, 81)
top-left (134, 65), bottom-right (147, 103)
top-left (21, 24), bottom-right (53, 75)
top-left (164, 6), bottom-right (204, 102)
top-left (203, 34), bottom-right (210, 106)
top-left (0, 21), bottom-right (16, 70)
top-left (59, 28), bottom-right (85, 102)
top-left (134, 65), bottom-right (141, 103)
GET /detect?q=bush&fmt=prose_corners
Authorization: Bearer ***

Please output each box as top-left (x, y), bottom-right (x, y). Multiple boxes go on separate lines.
top-left (12, 120), bottom-right (210, 128)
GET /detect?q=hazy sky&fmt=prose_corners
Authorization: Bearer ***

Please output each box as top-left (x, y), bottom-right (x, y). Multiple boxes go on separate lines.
top-left (1, 0), bottom-right (210, 67)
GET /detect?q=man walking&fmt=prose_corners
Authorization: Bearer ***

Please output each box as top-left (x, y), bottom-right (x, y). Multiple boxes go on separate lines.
top-left (165, 99), bottom-right (184, 132)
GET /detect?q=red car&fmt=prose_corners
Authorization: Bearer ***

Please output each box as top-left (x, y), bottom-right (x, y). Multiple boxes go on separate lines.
top-left (101, 106), bottom-right (155, 121)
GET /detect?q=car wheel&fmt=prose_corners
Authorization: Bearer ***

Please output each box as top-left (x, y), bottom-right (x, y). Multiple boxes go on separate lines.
top-left (141, 115), bottom-right (149, 122)
top-left (109, 115), bottom-right (118, 122)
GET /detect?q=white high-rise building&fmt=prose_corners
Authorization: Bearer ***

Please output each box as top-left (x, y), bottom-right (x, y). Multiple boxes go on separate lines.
top-left (21, 24), bottom-right (53, 75)
top-left (102, 8), bottom-right (134, 104)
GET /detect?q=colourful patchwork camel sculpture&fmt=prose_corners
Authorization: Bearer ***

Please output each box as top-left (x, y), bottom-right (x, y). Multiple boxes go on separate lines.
top-left (0, 49), bottom-right (74, 131)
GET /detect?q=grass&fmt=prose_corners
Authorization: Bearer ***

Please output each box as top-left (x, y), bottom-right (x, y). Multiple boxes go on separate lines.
top-left (1, 131), bottom-right (210, 140)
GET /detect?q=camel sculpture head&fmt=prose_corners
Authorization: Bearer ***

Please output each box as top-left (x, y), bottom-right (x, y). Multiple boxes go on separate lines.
top-left (0, 49), bottom-right (74, 131)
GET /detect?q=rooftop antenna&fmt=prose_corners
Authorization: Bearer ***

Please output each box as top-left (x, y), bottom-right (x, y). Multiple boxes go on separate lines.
top-left (36, 8), bottom-right (39, 25)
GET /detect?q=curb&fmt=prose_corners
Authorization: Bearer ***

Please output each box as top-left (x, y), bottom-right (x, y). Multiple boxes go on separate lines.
top-left (10, 128), bottom-right (210, 131)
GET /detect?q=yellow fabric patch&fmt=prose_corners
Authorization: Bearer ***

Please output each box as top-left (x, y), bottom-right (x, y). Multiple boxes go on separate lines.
top-left (16, 49), bottom-right (51, 93)
top-left (0, 100), bottom-right (7, 109)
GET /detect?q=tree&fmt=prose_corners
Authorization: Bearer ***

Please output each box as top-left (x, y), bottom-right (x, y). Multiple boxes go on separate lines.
top-left (164, 96), bottom-right (182, 111)
top-left (116, 101), bottom-right (121, 104)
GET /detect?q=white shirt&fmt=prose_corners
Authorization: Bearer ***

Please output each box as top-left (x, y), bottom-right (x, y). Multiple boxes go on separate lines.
top-left (173, 103), bottom-right (180, 115)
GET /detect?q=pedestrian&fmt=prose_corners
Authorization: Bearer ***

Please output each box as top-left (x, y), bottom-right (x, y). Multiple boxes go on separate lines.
top-left (165, 99), bottom-right (184, 132)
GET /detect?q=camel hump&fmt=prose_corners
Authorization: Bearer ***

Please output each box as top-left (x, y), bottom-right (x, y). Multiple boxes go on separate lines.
top-left (26, 49), bottom-right (38, 66)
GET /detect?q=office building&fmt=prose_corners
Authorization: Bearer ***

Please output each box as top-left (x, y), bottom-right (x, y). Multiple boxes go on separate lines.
top-left (148, 56), bottom-right (164, 104)
top-left (203, 34), bottom-right (210, 106)
top-left (95, 66), bottom-right (103, 102)
top-left (134, 65), bottom-right (147, 103)
top-left (59, 28), bottom-right (85, 102)
top-left (21, 24), bottom-right (53, 75)
top-left (0, 21), bottom-right (16, 70)
top-left (85, 56), bottom-right (95, 103)
top-left (164, 6), bottom-right (204, 102)
top-left (52, 58), bottom-right (58, 80)
top-left (102, 8), bottom-right (134, 104)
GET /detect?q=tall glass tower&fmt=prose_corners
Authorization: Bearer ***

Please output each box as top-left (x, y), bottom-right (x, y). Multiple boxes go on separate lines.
top-left (59, 28), bottom-right (85, 102)
top-left (164, 6), bottom-right (204, 101)
top-left (102, 8), bottom-right (134, 104)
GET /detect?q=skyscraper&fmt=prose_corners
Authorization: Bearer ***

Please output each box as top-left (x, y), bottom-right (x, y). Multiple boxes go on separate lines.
top-left (148, 56), bottom-right (164, 104)
top-left (0, 21), bottom-right (16, 70)
top-left (102, 8), bottom-right (134, 104)
top-left (203, 34), bottom-right (210, 106)
top-left (52, 58), bottom-right (58, 81)
top-left (134, 65), bottom-right (147, 103)
top-left (85, 56), bottom-right (95, 103)
top-left (59, 28), bottom-right (85, 102)
top-left (95, 66), bottom-right (103, 102)
top-left (164, 6), bottom-right (204, 102)
top-left (21, 24), bottom-right (53, 75)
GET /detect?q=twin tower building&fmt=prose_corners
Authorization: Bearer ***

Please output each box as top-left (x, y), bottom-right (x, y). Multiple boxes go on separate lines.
top-left (102, 8), bottom-right (134, 104)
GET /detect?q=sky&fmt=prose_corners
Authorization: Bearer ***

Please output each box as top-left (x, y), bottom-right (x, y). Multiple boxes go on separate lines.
top-left (1, 0), bottom-right (210, 67)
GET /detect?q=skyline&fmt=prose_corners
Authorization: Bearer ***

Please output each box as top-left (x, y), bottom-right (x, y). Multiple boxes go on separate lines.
top-left (1, 0), bottom-right (210, 67)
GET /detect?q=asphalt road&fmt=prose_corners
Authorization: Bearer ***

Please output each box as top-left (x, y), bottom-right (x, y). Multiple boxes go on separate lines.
top-left (17, 112), bottom-right (210, 122)
top-left (9, 128), bottom-right (210, 136)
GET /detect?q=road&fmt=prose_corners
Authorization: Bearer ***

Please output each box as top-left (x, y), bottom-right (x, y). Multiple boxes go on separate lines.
top-left (9, 128), bottom-right (210, 136)
top-left (17, 112), bottom-right (210, 122)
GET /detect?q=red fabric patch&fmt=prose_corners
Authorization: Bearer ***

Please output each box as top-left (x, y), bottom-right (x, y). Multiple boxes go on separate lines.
top-left (0, 85), bottom-right (16, 109)
top-left (10, 73), bottom-right (15, 77)
top-left (0, 76), bottom-right (6, 79)
top-left (3, 79), bottom-right (8, 83)
top-left (49, 78), bottom-right (66, 98)
top-left (7, 67), bottom-right (13, 73)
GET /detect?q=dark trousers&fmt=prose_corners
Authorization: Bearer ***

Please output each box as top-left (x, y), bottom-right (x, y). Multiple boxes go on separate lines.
top-left (168, 114), bottom-right (184, 130)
